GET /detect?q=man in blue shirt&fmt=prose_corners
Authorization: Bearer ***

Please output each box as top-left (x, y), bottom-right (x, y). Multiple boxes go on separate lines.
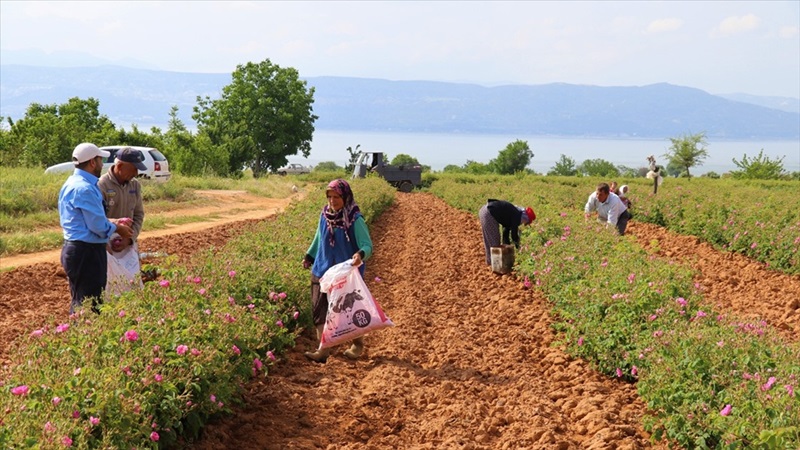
top-left (59, 143), bottom-right (133, 314)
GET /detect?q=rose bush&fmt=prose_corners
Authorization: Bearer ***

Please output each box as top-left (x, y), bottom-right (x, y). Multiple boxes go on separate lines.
top-left (430, 174), bottom-right (799, 448)
top-left (0, 177), bottom-right (396, 448)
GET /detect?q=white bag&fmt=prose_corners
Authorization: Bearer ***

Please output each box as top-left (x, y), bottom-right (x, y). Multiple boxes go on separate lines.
top-left (318, 259), bottom-right (394, 350)
top-left (106, 242), bottom-right (143, 295)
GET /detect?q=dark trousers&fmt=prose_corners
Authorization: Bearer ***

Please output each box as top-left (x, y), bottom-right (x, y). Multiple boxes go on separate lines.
top-left (310, 274), bottom-right (329, 326)
top-left (61, 241), bottom-right (107, 314)
top-left (616, 210), bottom-right (632, 235)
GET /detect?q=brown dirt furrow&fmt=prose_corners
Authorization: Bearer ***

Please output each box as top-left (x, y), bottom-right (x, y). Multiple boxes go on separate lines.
top-left (194, 193), bottom-right (661, 450)
top-left (628, 221), bottom-right (800, 337)
top-left (3, 191), bottom-right (799, 449)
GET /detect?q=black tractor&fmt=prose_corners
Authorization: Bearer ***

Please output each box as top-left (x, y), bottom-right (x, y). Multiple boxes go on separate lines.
top-left (351, 151), bottom-right (421, 192)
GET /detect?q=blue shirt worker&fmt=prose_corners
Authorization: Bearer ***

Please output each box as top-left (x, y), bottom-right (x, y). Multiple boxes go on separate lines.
top-left (584, 182), bottom-right (631, 235)
top-left (59, 143), bottom-right (133, 314)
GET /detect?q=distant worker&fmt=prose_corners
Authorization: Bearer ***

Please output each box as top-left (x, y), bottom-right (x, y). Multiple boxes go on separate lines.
top-left (99, 147), bottom-right (148, 293)
top-left (618, 184), bottom-right (632, 209)
top-left (584, 182), bottom-right (631, 235)
top-left (59, 143), bottom-right (133, 314)
top-left (479, 199), bottom-right (535, 265)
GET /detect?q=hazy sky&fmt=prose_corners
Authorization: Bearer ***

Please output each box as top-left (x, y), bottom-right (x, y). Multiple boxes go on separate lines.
top-left (2, 1), bottom-right (799, 98)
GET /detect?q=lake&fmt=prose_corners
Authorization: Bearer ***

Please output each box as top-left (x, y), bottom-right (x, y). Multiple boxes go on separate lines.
top-left (299, 130), bottom-right (800, 175)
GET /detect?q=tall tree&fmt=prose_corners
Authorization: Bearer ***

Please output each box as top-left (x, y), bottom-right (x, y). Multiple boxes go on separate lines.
top-left (664, 132), bottom-right (709, 178)
top-left (160, 106), bottom-right (227, 176)
top-left (193, 60), bottom-right (317, 177)
top-left (547, 154), bottom-right (578, 176)
top-left (490, 140), bottom-right (533, 174)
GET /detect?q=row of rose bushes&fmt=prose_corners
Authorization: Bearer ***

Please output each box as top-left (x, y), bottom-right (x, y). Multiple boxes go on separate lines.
top-left (429, 174), bottom-right (799, 449)
top-left (424, 172), bottom-right (800, 275)
top-left (0, 177), bottom-right (396, 449)
top-left (628, 178), bottom-right (800, 275)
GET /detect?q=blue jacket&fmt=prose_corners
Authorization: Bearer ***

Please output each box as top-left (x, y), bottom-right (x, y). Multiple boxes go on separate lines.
top-left (59, 169), bottom-right (116, 243)
top-left (307, 213), bottom-right (372, 279)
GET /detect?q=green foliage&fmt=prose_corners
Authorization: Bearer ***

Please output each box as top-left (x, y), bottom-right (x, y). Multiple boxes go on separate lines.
top-left (344, 144), bottom-right (361, 173)
top-left (547, 154), bottom-right (578, 176)
top-left (666, 158), bottom-right (685, 177)
top-left (0, 168), bottom-right (299, 257)
top-left (489, 139), bottom-right (533, 174)
top-left (314, 161), bottom-right (343, 172)
top-left (193, 59), bottom-right (317, 178)
top-left (730, 149), bottom-right (787, 180)
top-left (631, 177), bottom-right (800, 274)
top-left (429, 176), bottom-right (800, 448)
top-left (113, 124), bottom-right (164, 149)
top-left (1, 98), bottom-right (118, 168)
top-left (664, 132), bottom-right (709, 178)
top-left (390, 153), bottom-right (420, 166)
top-left (463, 160), bottom-right (492, 175)
top-left (577, 158), bottom-right (620, 177)
top-left (617, 165), bottom-right (638, 178)
top-left (0, 177), bottom-right (396, 448)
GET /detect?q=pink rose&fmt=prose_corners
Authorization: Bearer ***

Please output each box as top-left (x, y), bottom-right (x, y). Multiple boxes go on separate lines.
top-left (10, 385), bottom-right (29, 396)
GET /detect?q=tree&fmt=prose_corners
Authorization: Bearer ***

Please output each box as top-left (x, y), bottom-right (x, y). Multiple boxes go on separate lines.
top-left (158, 106), bottom-right (228, 176)
top-left (489, 140), bottom-right (533, 174)
top-left (345, 144), bottom-right (361, 173)
top-left (730, 150), bottom-right (787, 180)
top-left (4, 97), bottom-right (117, 167)
top-left (114, 124), bottom-right (164, 149)
top-left (315, 161), bottom-right (343, 172)
top-left (193, 59), bottom-right (317, 177)
top-left (390, 154), bottom-right (420, 166)
top-left (463, 160), bottom-right (492, 174)
top-left (666, 159), bottom-right (685, 178)
top-left (577, 158), bottom-right (620, 177)
top-left (664, 132), bottom-right (708, 178)
top-left (547, 154), bottom-right (577, 176)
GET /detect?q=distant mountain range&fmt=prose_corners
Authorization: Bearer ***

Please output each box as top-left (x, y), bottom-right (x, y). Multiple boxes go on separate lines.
top-left (1, 64), bottom-right (798, 140)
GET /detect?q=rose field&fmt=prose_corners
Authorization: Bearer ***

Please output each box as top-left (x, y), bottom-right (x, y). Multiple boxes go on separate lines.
top-left (1, 174), bottom-right (799, 449)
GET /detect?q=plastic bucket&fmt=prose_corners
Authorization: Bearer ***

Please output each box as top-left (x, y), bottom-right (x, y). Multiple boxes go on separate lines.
top-left (490, 245), bottom-right (515, 274)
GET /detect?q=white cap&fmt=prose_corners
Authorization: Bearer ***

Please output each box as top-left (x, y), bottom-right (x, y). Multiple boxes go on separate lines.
top-left (72, 143), bottom-right (110, 165)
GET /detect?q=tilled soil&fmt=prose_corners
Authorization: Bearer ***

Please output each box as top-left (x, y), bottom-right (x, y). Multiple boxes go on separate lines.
top-left (2, 192), bottom-right (799, 449)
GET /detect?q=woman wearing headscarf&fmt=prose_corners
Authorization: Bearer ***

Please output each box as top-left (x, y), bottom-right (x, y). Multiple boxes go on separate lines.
top-left (302, 179), bottom-right (373, 363)
top-left (479, 199), bottom-right (535, 265)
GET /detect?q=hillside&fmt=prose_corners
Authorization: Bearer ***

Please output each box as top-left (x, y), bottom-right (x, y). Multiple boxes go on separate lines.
top-left (1, 65), bottom-right (798, 139)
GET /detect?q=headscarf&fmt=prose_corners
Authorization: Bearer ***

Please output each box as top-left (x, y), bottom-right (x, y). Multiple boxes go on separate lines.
top-left (323, 179), bottom-right (361, 246)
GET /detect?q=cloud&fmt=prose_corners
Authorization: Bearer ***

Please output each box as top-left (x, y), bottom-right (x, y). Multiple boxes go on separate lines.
top-left (779, 26), bottom-right (799, 39)
top-left (711, 14), bottom-right (761, 38)
top-left (646, 18), bottom-right (683, 33)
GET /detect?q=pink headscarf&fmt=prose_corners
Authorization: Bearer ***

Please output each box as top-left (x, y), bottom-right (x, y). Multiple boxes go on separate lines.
top-left (322, 179), bottom-right (361, 246)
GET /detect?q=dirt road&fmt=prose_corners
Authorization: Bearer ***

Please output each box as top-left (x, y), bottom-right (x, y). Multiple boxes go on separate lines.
top-left (0, 190), bottom-right (296, 270)
top-left (1, 191), bottom-right (799, 448)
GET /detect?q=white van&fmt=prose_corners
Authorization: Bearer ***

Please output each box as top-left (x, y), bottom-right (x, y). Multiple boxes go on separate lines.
top-left (44, 146), bottom-right (171, 182)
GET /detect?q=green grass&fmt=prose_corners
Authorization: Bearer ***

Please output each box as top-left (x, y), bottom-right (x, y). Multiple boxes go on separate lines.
top-left (0, 167), bottom-right (301, 257)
